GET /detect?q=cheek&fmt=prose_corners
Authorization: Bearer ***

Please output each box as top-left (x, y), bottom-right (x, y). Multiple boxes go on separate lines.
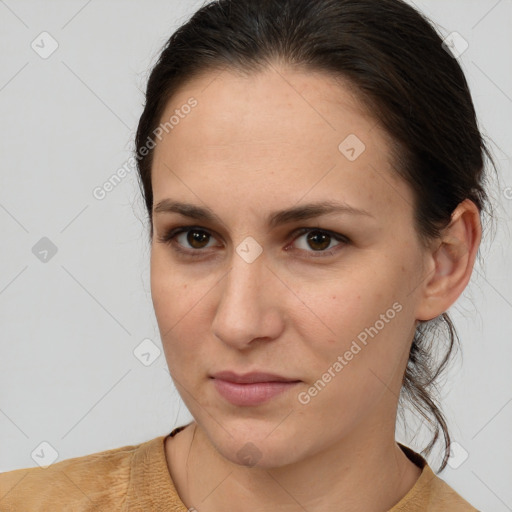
top-left (290, 268), bottom-right (395, 340)
top-left (291, 280), bottom-right (411, 435)
top-left (150, 253), bottom-right (215, 375)
top-left (150, 248), bottom-right (197, 324)
top-left (290, 262), bottom-right (412, 378)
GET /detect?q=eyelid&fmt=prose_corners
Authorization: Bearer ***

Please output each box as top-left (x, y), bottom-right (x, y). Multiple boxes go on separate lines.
top-left (156, 225), bottom-right (222, 258)
top-left (157, 225), bottom-right (349, 258)
top-left (287, 227), bottom-right (349, 258)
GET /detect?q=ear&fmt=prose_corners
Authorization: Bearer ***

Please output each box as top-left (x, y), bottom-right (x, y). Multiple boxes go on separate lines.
top-left (415, 199), bottom-right (482, 322)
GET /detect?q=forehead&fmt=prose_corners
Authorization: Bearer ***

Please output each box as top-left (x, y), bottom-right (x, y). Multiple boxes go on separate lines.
top-left (155, 65), bottom-right (379, 156)
top-left (151, 65), bottom-right (413, 221)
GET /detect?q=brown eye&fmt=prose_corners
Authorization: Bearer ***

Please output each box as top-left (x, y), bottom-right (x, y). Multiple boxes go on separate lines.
top-left (157, 225), bottom-right (348, 260)
top-left (305, 231), bottom-right (332, 251)
top-left (156, 226), bottom-right (221, 258)
top-left (185, 229), bottom-right (211, 249)
top-left (290, 228), bottom-right (348, 257)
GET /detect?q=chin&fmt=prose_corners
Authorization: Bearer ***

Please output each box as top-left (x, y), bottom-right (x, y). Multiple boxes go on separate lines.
top-left (204, 419), bottom-right (305, 469)
top-left (227, 439), bottom-right (301, 469)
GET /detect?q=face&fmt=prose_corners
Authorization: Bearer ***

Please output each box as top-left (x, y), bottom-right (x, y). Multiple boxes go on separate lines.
top-left (150, 64), bottom-right (430, 468)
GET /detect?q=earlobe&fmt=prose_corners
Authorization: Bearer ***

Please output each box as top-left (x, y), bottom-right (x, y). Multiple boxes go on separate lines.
top-left (415, 199), bottom-right (481, 322)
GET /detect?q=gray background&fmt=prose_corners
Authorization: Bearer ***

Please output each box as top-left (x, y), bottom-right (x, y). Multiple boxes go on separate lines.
top-left (0, 0), bottom-right (511, 510)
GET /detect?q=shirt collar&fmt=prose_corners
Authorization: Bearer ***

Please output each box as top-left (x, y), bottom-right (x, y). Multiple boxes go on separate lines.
top-left (125, 427), bottom-right (435, 511)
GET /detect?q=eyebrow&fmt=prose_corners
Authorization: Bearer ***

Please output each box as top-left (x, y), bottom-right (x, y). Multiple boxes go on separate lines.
top-left (153, 199), bottom-right (374, 228)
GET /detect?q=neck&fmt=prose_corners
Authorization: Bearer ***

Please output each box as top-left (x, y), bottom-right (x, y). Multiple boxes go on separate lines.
top-left (166, 416), bottom-right (422, 512)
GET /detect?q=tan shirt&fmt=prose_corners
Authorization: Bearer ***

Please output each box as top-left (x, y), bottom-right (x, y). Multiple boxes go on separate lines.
top-left (0, 425), bottom-right (480, 511)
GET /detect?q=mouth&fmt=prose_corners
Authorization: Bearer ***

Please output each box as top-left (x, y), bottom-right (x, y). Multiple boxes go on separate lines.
top-left (210, 370), bottom-right (300, 383)
top-left (210, 371), bottom-right (301, 406)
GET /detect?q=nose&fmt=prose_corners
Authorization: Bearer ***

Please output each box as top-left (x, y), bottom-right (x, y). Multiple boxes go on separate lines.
top-left (211, 252), bottom-right (284, 350)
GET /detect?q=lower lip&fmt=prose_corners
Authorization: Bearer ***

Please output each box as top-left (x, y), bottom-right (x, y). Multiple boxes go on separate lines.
top-left (212, 378), bottom-right (300, 406)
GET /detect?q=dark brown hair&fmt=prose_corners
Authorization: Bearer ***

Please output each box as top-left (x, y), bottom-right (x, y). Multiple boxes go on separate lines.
top-left (134, 0), bottom-right (497, 471)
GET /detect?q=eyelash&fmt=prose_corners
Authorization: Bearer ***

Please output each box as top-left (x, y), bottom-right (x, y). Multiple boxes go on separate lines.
top-left (156, 225), bottom-right (350, 260)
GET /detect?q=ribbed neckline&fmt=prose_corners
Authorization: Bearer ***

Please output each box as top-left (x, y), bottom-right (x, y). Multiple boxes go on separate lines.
top-left (125, 424), bottom-right (436, 511)
top-left (125, 428), bottom-right (190, 511)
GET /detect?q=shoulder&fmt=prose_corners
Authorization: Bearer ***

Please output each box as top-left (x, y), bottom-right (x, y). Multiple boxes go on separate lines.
top-left (392, 444), bottom-right (480, 512)
top-left (428, 471), bottom-right (480, 511)
top-left (0, 437), bottom-right (160, 511)
top-left (391, 465), bottom-right (481, 511)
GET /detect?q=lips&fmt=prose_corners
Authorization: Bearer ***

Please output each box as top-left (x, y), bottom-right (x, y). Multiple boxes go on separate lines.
top-left (210, 370), bottom-right (301, 406)
top-left (210, 370), bottom-right (300, 384)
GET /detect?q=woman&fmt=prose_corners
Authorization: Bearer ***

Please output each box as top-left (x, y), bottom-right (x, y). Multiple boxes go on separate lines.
top-left (0, 0), bottom-right (496, 510)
